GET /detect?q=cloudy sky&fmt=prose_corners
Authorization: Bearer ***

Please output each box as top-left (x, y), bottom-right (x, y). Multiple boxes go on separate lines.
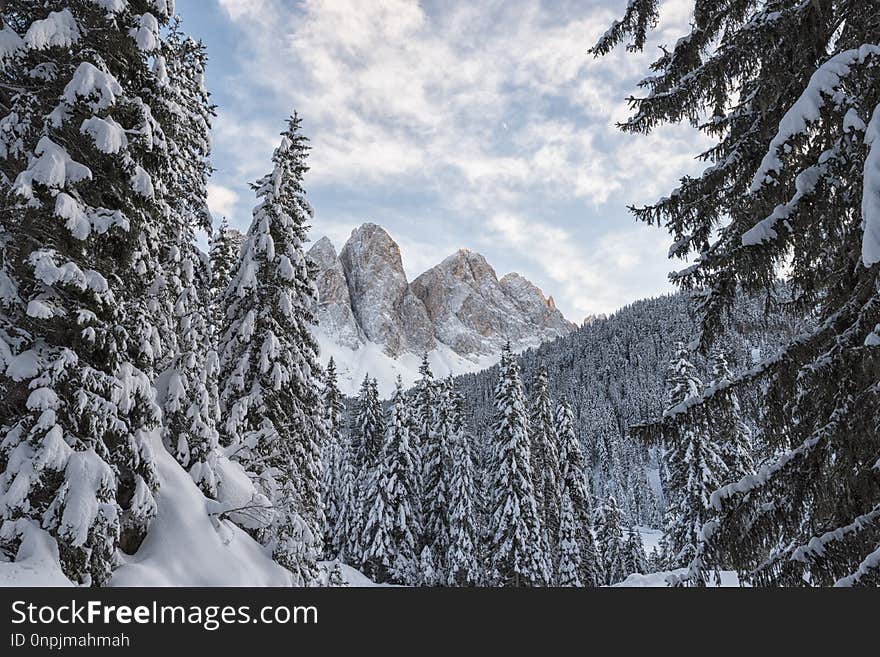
top-left (176, 0), bottom-right (708, 321)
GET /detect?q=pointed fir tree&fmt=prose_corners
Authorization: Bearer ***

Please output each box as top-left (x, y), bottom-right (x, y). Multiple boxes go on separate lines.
top-left (591, 0), bottom-right (880, 587)
top-left (332, 434), bottom-right (359, 564)
top-left (557, 491), bottom-right (582, 587)
top-left (155, 26), bottom-right (220, 498)
top-left (360, 377), bottom-right (419, 584)
top-left (422, 377), bottom-right (455, 581)
top-left (706, 350), bottom-right (754, 483)
top-left (209, 216), bottom-right (241, 325)
top-left (660, 344), bottom-right (729, 571)
top-left (446, 390), bottom-right (479, 586)
top-left (217, 115), bottom-right (324, 584)
top-left (321, 357), bottom-right (344, 558)
top-left (529, 365), bottom-right (560, 580)
top-left (413, 352), bottom-right (434, 547)
top-left (161, 247), bottom-right (221, 498)
top-left (419, 544), bottom-right (438, 586)
top-left (624, 526), bottom-right (648, 578)
top-left (595, 496), bottom-right (627, 585)
top-left (0, 1), bottom-right (196, 584)
top-left (350, 374), bottom-right (384, 567)
top-left (555, 399), bottom-right (600, 587)
top-left (485, 343), bottom-right (548, 587)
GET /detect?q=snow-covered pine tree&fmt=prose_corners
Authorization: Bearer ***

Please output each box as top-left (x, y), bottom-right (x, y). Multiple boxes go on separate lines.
top-left (209, 216), bottom-right (241, 325)
top-left (707, 350), bottom-right (754, 482)
top-left (660, 344), bottom-right (729, 572)
top-left (217, 114), bottom-right (324, 584)
top-left (555, 399), bottom-right (600, 587)
top-left (528, 366), bottom-right (560, 580)
top-left (349, 374), bottom-right (384, 567)
top-left (0, 1), bottom-right (192, 584)
top-left (413, 353), bottom-right (434, 548)
top-left (557, 491), bottom-right (582, 587)
top-left (161, 246), bottom-right (220, 497)
top-left (419, 544), bottom-right (438, 586)
top-left (360, 377), bottom-right (419, 584)
top-left (446, 386), bottom-right (479, 586)
top-left (351, 375), bottom-right (384, 470)
top-left (591, 0), bottom-right (880, 587)
top-left (624, 526), bottom-right (648, 578)
top-left (155, 24), bottom-right (220, 498)
top-left (422, 377), bottom-right (455, 581)
top-left (595, 496), bottom-right (627, 586)
top-left (321, 357), bottom-right (344, 558)
top-left (485, 342), bottom-right (548, 587)
top-left (332, 434), bottom-right (359, 563)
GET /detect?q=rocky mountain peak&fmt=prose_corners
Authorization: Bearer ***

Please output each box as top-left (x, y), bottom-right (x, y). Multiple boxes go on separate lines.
top-left (336, 223), bottom-right (434, 357)
top-left (308, 223), bottom-right (575, 367)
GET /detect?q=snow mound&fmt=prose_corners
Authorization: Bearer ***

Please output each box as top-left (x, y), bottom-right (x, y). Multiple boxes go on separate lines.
top-left (110, 433), bottom-right (292, 587)
top-left (332, 562), bottom-right (386, 587)
top-left (0, 520), bottom-right (74, 587)
top-left (614, 569), bottom-right (741, 587)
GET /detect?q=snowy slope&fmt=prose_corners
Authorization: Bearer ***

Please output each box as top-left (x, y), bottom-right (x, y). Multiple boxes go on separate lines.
top-left (0, 433), bottom-right (377, 587)
top-left (0, 521), bottom-right (74, 587)
top-left (614, 570), bottom-right (741, 587)
top-left (315, 331), bottom-right (499, 397)
top-left (110, 434), bottom-right (292, 587)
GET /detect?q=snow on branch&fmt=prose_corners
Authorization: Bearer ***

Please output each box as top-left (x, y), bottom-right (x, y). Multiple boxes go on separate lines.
top-left (861, 101), bottom-right (880, 265)
top-left (749, 44), bottom-right (880, 194)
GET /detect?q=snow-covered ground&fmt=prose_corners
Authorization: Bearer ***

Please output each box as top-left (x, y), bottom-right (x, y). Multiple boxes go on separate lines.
top-left (0, 521), bottom-right (74, 587)
top-left (0, 432), bottom-right (377, 588)
top-left (615, 570), bottom-right (741, 587)
top-left (0, 453), bottom-right (730, 588)
top-left (316, 332), bottom-right (499, 397)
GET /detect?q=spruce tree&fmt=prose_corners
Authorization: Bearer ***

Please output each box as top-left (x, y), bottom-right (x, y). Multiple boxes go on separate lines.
top-left (350, 375), bottom-right (384, 567)
top-left (332, 434), bottom-right (359, 563)
top-left (707, 350), bottom-right (754, 482)
top-left (624, 526), bottom-right (648, 578)
top-left (555, 399), bottom-right (600, 587)
top-left (595, 496), bottom-right (627, 585)
top-left (485, 343), bottom-right (548, 586)
top-left (557, 491), bottom-right (582, 587)
top-left (592, 0), bottom-right (880, 587)
top-left (156, 26), bottom-right (220, 498)
top-left (446, 392), bottom-right (479, 586)
top-left (529, 366), bottom-right (560, 579)
top-left (660, 344), bottom-right (729, 571)
top-left (0, 1), bottom-right (189, 585)
top-left (423, 377), bottom-right (454, 581)
top-left (217, 115), bottom-right (324, 584)
top-left (413, 353), bottom-right (434, 547)
top-left (209, 216), bottom-right (241, 325)
top-left (321, 357), bottom-right (344, 558)
top-left (419, 545), bottom-right (438, 586)
top-left (360, 378), bottom-right (419, 584)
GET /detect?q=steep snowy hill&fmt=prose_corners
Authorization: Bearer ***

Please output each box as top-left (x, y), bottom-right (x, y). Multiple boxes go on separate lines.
top-left (308, 224), bottom-right (575, 395)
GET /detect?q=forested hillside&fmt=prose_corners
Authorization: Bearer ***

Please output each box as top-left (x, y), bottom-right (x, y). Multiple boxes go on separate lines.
top-left (454, 288), bottom-right (806, 526)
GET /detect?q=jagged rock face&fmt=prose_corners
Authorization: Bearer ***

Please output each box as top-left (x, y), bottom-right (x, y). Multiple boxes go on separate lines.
top-left (411, 250), bottom-right (573, 355)
top-left (337, 223), bottom-right (435, 357)
top-left (308, 237), bottom-right (363, 350)
top-left (499, 273), bottom-right (576, 337)
top-left (308, 223), bottom-right (576, 361)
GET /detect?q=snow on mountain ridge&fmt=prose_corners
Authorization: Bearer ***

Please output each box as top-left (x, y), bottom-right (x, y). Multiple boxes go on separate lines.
top-left (308, 223), bottom-right (575, 395)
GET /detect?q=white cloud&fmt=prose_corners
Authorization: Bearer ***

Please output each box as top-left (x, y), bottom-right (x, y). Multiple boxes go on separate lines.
top-left (483, 212), bottom-right (676, 319)
top-left (204, 0), bottom-right (711, 315)
top-left (211, 0), bottom-right (705, 201)
top-left (206, 183), bottom-right (240, 221)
